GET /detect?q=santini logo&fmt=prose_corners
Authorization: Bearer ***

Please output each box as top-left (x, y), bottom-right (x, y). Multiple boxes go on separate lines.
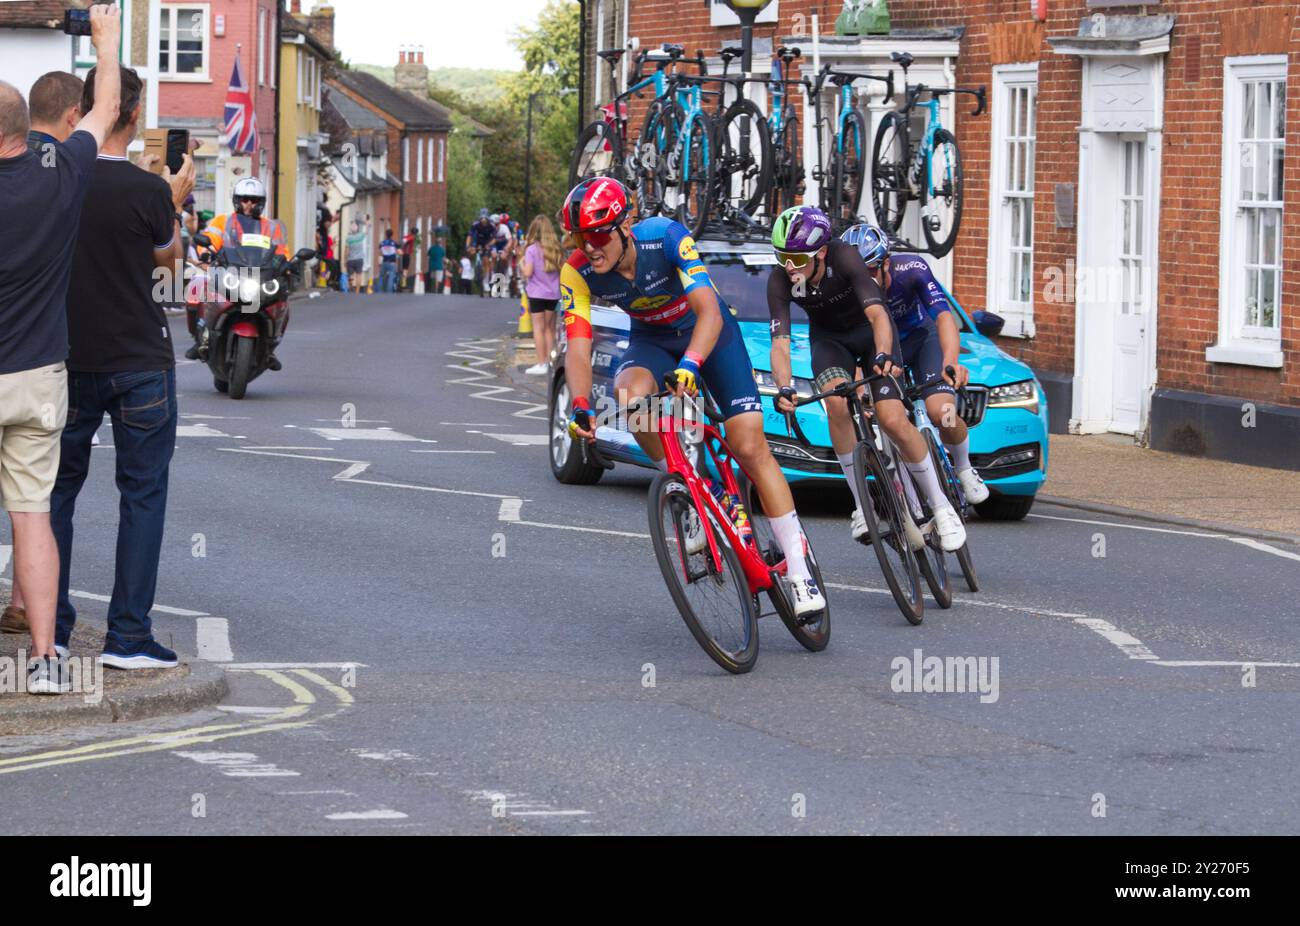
top-left (891, 648), bottom-right (1000, 704)
top-left (50, 858), bottom-right (151, 906)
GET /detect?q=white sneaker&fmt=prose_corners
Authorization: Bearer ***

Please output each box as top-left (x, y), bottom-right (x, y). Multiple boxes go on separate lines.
top-left (902, 510), bottom-right (926, 551)
top-left (682, 509), bottom-right (707, 555)
top-left (957, 467), bottom-right (990, 504)
top-left (933, 505), bottom-right (967, 552)
top-left (850, 508), bottom-right (868, 542)
top-left (524, 363), bottom-right (548, 375)
top-left (790, 577), bottom-right (826, 617)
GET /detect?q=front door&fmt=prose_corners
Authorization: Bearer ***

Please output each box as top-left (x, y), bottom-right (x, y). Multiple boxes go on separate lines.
top-left (1110, 136), bottom-right (1148, 435)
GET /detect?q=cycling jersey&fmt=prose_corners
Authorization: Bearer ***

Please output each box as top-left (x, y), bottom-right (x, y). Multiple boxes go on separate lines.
top-left (883, 254), bottom-right (949, 337)
top-left (560, 216), bottom-right (725, 337)
top-left (766, 241), bottom-right (886, 336)
top-left (469, 221), bottom-right (494, 249)
top-left (561, 217), bottom-right (760, 416)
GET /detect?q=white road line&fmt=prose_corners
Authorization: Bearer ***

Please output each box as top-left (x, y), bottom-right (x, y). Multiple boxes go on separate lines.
top-left (350, 749), bottom-right (417, 761)
top-left (1073, 617), bottom-right (1160, 660)
top-left (1029, 511), bottom-right (1300, 562)
top-left (824, 581), bottom-right (1088, 619)
top-left (181, 414), bottom-right (252, 420)
top-left (3, 579), bottom-right (211, 618)
top-left (277, 790), bottom-right (355, 796)
top-left (339, 476), bottom-right (517, 501)
top-left (446, 338), bottom-right (547, 421)
top-left (172, 750), bottom-right (300, 777)
top-left (480, 433), bottom-right (548, 446)
top-left (333, 462), bottom-right (370, 481)
top-left (307, 428), bottom-right (424, 442)
top-left (508, 810), bottom-right (593, 817)
top-left (1227, 536), bottom-right (1300, 562)
top-left (196, 617), bottom-right (233, 662)
top-left (240, 446), bottom-right (332, 451)
top-left (217, 448), bottom-right (367, 465)
top-left (498, 498), bottom-right (523, 522)
top-left (216, 706), bottom-right (286, 715)
top-left (516, 520), bottom-right (651, 539)
top-left (439, 422), bottom-right (502, 427)
top-left (325, 810), bottom-right (408, 820)
top-left (408, 450), bottom-right (496, 454)
top-left (463, 789), bottom-right (592, 820)
top-left (1151, 660), bottom-right (1300, 668)
top-left (176, 425), bottom-right (229, 437)
top-left (223, 662), bottom-right (367, 670)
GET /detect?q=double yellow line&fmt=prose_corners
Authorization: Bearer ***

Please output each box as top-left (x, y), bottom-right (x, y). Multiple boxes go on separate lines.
top-left (0, 668), bottom-right (352, 776)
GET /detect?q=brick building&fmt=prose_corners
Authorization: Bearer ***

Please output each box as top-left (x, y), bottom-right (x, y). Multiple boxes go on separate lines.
top-left (581, 1), bottom-right (1298, 468)
top-left (328, 53), bottom-right (452, 282)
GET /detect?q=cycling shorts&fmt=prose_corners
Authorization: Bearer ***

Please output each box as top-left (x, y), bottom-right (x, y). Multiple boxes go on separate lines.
top-left (898, 322), bottom-right (956, 400)
top-left (808, 323), bottom-right (905, 406)
top-left (615, 316), bottom-right (762, 417)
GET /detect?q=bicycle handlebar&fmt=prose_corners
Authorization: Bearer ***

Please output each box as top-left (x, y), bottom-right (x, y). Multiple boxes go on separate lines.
top-left (907, 83), bottom-right (986, 116)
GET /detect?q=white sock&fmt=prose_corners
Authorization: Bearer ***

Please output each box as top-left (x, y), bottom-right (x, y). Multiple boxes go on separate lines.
top-left (945, 436), bottom-right (972, 472)
top-left (770, 511), bottom-right (811, 582)
top-left (837, 452), bottom-right (864, 515)
top-left (905, 456), bottom-right (952, 513)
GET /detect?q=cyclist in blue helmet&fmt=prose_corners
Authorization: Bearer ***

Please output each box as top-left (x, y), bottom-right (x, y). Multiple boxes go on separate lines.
top-left (843, 223), bottom-right (988, 506)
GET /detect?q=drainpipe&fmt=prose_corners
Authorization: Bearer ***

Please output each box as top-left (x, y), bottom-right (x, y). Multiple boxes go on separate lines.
top-left (273, 3), bottom-right (283, 218)
top-left (577, 0), bottom-right (587, 139)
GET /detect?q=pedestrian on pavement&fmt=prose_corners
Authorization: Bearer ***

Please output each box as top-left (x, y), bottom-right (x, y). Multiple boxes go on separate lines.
top-left (427, 235), bottom-right (446, 295)
top-left (521, 215), bottom-right (562, 375)
top-left (400, 226), bottom-right (416, 292)
top-left (50, 58), bottom-right (196, 672)
top-left (459, 252), bottom-right (474, 295)
top-left (379, 229), bottom-right (399, 293)
top-left (345, 219), bottom-right (367, 293)
top-left (25, 71), bottom-right (83, 156)
top-left (0, 3), bottom-right (123, 692)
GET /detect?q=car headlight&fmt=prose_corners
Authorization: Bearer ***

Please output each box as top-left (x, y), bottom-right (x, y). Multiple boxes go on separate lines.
top-left (753, 370), bottom-right (815, 399)
top-left (986, 379), bottom-right (1038, 412)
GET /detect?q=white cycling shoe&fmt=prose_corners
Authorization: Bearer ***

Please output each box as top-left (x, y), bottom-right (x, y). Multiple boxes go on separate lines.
top-left (682, 510), bottom-right (707, 555)
top-left (902, 511), bottom-right (926, 551)
top-left (790, 577), bottom-right (826, 617)
top-left (850, 508), bottom-right (869, 542)
top-left (933, 505), bottom-right (967, 552)
top-left (957, 467), bottom-right (990, 504)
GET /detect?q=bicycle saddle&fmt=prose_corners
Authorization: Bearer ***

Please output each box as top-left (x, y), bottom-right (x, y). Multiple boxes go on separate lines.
top-left (890, 51), bottom-right (914, 70)
top-left (719, 45), bottom-right (744, 62)
top-left (777, 46), bottom-right (802, 61)
top-left (597, 48), bottom-right (626, 64)
top-left (662, 43), bottom-right (685, 58)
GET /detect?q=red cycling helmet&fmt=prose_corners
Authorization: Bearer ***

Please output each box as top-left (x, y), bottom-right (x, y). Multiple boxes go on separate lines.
top-left (562, 178), bottom-right (629, 234)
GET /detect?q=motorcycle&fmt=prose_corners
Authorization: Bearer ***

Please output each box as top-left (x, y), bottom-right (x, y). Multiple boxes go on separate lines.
top-left (188, 233), bottom-right (316, 399)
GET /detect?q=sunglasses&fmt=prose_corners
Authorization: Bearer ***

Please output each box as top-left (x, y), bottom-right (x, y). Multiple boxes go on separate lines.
top-left (776, 249), bottom-right (815, 269)
top-left (576, 226), bottom-right (618, 249)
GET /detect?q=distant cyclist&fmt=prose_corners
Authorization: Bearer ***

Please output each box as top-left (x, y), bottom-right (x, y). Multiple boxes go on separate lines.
top-left (766, 206), bottom-right (966, 552)
top-left (465, 208), bottom-right (495, 297)
top-left (560, 179), bottom-right (827, 616)
top-left (842, 223), bottom-right (989, 506)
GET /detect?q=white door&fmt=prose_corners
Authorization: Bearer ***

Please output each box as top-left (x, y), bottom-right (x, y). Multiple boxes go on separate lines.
top-left (1110, 136), bottom-right (1148, 435)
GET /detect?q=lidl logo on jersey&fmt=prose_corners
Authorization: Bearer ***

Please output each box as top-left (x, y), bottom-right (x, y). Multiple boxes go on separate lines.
top-left (630, 294), bottom-right (673, 311)
top-left (678, 236), bottom-right (700, 262)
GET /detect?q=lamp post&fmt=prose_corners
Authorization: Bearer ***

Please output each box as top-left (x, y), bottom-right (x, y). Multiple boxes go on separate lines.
top-left (524, 85), bottom-right (578, 220)
top-left (723, 0), bottom-right (773, 199)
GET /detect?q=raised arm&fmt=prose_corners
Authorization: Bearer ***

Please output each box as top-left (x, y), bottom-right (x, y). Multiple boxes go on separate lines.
top-left (74, 4), bottom-right (122, 149)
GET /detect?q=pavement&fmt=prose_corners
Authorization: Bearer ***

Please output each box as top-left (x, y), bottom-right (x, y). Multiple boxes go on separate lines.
top-left (1, 289), bottom-right (1296, 835)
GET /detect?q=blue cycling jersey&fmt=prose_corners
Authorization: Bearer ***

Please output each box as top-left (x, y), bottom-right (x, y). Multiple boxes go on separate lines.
top-left (884, 254), bottom-right (950, 337)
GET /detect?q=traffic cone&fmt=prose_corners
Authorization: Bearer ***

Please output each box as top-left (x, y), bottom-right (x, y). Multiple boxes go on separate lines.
top-left (517, 293), bottom-right (532, 335)
top-left (414, 273), bottom-right (425, 294)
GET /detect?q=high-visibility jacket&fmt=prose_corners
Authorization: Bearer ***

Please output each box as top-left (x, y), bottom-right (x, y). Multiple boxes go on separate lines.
top-left (202, 212), bottom-right (290, 259)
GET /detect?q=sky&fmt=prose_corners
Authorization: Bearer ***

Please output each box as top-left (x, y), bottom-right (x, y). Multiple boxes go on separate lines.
top-left (327, 0), bottom-right (556, 71)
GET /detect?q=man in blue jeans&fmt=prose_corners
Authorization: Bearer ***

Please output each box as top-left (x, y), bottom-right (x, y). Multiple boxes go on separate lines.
top-left (379, 229), bottom-right (399, 293)
top-left (51, 63), bottom-right (194, 668)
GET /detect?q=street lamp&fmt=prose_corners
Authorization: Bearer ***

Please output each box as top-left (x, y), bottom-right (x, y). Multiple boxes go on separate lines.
top-left (724, 0), bottom-right (773, 76)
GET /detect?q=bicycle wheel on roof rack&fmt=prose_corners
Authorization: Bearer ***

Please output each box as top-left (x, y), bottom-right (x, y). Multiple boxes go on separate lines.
top-left (675, 113), bottom-right (714, 238)
top-left (921, 128), bottom-right (964, 257)
top-left (870, 110), bottom-right (909, 235)
top-left (569, 119), bottom-right (625, 189)
top-left (715, 98), bottom-right (772, 220)
top-left (635, 99), bottom-right (677, 219)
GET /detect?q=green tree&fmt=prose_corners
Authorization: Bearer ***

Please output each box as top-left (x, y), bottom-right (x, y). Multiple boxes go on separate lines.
top-left (444, 113), bottom-right (488, 250)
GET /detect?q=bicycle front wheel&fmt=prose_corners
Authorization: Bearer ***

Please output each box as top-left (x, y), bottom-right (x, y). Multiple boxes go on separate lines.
top-left (870, 111), bottom-right (909, 235)
top-left (930, 429), bottom-right (979, 592)
top-left (855, 440), bottom-right (924, 624)
top-left (647, 472), bottom-right (759, 674)
top-left (831, 109), bottom-right (867, 231)
top-left (716, 99), bottom-right (772, 218)
top-left (921, 128), bottom-right (964, 257)
top-left (570, 119), bottom-right (624, 188)
top-left (635, 100), bottom-right (676, 218)
top-left (675, 116), bottom-right (714, 237)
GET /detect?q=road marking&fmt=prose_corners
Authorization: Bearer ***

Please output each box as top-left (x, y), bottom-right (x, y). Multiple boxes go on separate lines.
top-left (255, 669), bottom-right (316, 704)
top-left (313, 418), bottom-right (390, 424)
top-left (824, 581), bottom-right (1087, 619)
top-left (172, 750), bottom-right (301, 777)
top-left (196, 617), bottom-right (233, 662)
top-left (333, 462), bottom-right (370, 481)
top-left (217, 448), bottom-right (367, 466)
top-left (339, 476), bottom-right (518, 501)
top-left (307, 428), bottom-right (425, 442)
top-left (464, 790), bottom-right (591, 820)
top-left (498, 498), bottom-right (522, 522)
top-left (241, 446), bottom-right (333, 451)
top-left (278, 789), bottom-right (355, 796)
top-left (223, 661), bottom-right (367, 670)
top-left (440, 422), bottom-right (502, 427)
top-left (289, 668), bottom-right (354, 704)
top-left (176, 425), bottom-right (229, 437)
top-left (480, 433), bottom-right (548, 446)
top-left (325, 810), bottom-right (408, 820)
top-left (1227, 536), bottom-right (1300, 562)
top-left (1073, 617), bottom-right (1160, 660)
top-left (409, 449), bottom-right (496, 454)
top-left (181, 414), bottom-right (252, 420)
top-left (350, 749), bottom-right (417, 761)
top-left (1030, 512), bottom-right (1300, 561)
top-left (446, 338), bottom-right (547, 421)
top-left (1151, 660), bottom-right (1300, 668)
top-left (0, 578), bottom-right (207, 617)
top-left (216, 706), bottom-right (285, 715)
top-left (517, 520), bottom-right (650, 539)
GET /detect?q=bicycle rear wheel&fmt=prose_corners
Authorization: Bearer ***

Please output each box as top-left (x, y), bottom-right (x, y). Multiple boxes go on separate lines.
top-left (830, 109), bottom-right (867, 232)
top-left (570, 119), bottom-right (624, 189)
top-left (870, 111), bottom-right (909, 235)
top-left (855, 440), bottom-right (924, 624)
top-left (635, 100), bottom-right (676, 218)
top-left (675, 115), bottom-right (714, 237)
top-left (767, 116), bottom-right (802, 219)
top-left (740, 475), bottom-right (830, 652)
top-left (715, 99), bottom-right (772, 219)
top-left (921, 128), bottom-right (964, 257)
top-left (648, 472), bottom-right (759, 674)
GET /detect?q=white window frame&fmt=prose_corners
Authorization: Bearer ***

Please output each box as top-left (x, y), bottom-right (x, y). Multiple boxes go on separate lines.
top-left (417, 137), bottom-right (425, 183)
top-left (158, 3), bottom-right (211, 82)
top-left (437, 138), bottom-right (445, 183)
top-left (427, 135), bottom-right (435, 182)
top-left (1209, 55), bottom-right (1287, 368)
top-left (269, 6), bottom-right (276, 89)
top-left (986, 62), bottom-right (1038, 339)
top-left (403, 137), bottom-right (410, 182)
top-left (257, 10), bottom-right (265, 86)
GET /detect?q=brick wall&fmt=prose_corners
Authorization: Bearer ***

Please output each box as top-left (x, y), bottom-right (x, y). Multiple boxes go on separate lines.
top-left (607, 0), bottom-right (1298, 409)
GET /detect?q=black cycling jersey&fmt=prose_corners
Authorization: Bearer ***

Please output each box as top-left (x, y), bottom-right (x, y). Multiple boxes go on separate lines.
top-left (767, 240), bottom-right (886, 336)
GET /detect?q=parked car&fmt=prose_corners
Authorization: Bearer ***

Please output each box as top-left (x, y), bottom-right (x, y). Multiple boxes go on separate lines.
top-left (547, 232), bottom-right (1049, 519)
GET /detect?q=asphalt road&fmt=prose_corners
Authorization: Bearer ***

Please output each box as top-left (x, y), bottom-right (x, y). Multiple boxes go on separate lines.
top-left (2, 290), bottom-right (1298, 835)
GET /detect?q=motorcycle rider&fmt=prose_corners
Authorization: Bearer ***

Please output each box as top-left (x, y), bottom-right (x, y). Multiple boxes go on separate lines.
top-left (186, 176), bottom-right (289, 366)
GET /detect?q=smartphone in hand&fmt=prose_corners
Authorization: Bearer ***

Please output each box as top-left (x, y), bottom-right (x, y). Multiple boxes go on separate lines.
top-left (63, 9), bottom-right (92, 36)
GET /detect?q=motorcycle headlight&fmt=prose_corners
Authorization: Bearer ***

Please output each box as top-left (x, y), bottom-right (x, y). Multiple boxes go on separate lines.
top-left (262, 279), bottom-right (281, 298)
top-left (753, 370), bottom-right (815, 399)
top-left (987, 379), bottom-right (1039, 412)
top-left (238, 278), bottom-right (261, 304)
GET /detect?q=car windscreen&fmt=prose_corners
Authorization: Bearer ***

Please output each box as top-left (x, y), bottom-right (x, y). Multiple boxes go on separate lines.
top-left (702, 254), bottom-right (807, 325)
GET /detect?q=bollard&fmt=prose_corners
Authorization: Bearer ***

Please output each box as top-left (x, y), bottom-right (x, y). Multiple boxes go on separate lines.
top-left (517, 293), bottom-right (532, 335)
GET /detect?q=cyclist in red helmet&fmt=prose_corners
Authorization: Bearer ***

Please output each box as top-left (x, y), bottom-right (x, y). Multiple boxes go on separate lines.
top-left (559, 179), bottom-right (827, 617)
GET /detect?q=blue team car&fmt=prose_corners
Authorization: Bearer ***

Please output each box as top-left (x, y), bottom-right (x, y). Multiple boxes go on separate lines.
top-left (547, 234), bottom-right (1048, 520)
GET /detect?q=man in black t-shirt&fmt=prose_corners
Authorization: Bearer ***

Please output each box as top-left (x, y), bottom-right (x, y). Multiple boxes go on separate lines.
top-left (50, 61), bottom-right (196, 672)
top-left (0, 4), bottom-right (123, 694)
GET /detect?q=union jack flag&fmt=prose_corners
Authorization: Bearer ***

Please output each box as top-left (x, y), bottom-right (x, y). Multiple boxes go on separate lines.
top-left (223, 52), bottom-right (257, 153)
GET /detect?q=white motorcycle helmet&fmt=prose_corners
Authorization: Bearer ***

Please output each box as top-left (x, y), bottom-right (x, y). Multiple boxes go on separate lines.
top-left (232, 176), bottom-right (267, 218)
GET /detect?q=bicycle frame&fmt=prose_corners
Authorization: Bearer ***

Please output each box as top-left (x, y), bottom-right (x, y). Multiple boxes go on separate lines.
top-left (656, 393), bottom-right (780, 595)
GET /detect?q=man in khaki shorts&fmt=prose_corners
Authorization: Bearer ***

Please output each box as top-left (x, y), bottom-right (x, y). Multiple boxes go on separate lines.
top-left (0, 4), bottom-right (123, 693)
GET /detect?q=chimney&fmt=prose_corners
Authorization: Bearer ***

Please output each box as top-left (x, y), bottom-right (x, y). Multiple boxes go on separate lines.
top-left (394, 44), bottom-right (429, 94)
top-left (308, 3), bottom-right (335, 51)
top-left (290, 1), bottom-right (302, 14)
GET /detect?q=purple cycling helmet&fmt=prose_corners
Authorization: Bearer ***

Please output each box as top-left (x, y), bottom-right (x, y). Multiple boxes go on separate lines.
top-left (771, 205), bottom-right (832, 253)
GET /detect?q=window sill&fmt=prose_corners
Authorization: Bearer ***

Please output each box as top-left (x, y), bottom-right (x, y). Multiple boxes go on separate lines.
top-left (993, 314), bottom-right (1035, 339)
top-left (1205, 343), bottom-right (1283, 368)
top-left (160, 75), bottom-right (212, 84)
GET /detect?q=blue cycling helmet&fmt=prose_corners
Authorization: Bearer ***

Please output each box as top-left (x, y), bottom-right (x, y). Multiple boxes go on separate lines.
top-left (841, 223), bottom-right (890, 268)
